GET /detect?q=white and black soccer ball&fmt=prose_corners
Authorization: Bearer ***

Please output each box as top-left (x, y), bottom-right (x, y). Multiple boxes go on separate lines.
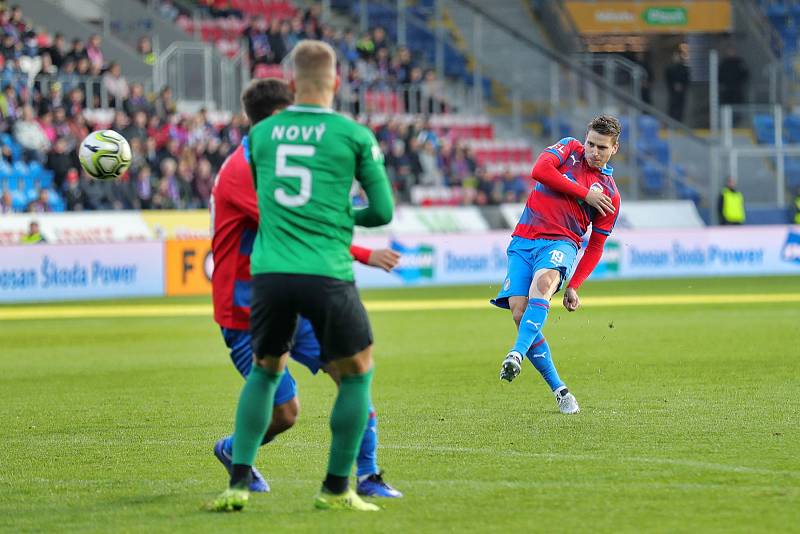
top-left (78, 130), bottom-right (132, 180)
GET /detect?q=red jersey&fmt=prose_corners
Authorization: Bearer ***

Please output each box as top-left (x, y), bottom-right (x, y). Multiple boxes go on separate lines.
top-left (513, 137), bottom-right (620, 248)
top-left (211, 138), bottom-right (372, 330)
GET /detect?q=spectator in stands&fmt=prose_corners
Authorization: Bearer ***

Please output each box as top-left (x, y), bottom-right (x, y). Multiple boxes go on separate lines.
top-left (151, 158), bottom-right (181, 209)
top-left (719, 176), bottom-right (745, 225)
top-left (103, 62), bottom-right (129, 107)
top-left (268, 18), bottom-right (289, 64)
top-left (122, 110), bottom-right (148, 144)
top-left (422, 70), bottom-right (446, 113)
top-left (67, 111), bottom-right (89, 147)
top-left (419, 140), bottom-right (444, 187)
top-left (86, 34), bottom-right (104, 71)
top-left (337, 29), bottom-right (359, 66)
top-left (501, 170), bottom-right (527, 202)
top-left (158, 0), bottom-right (180, 22)
top-left (0, 189), bottom-right (13, 213)
top-left (0, 83), bottom-right (19, 119)
top-left (21, 221), bottom-right (46, 244)
top-left (193, 157), bottom-right (214, 208)
top-left (718, 43), bottom-right (749, 106)
top-left (793, 187), bottom-right (800, 225)
top-left (155, 86), bottom-right (177, 118)
top-left (56, 60), bottom-right (80, 93)
top-left (63, 168), bottom-right (87, 211)
top-left (14, 105), bottom-right (50, 162)
top-left (46, 136), bottom-right (76, 191)
top-left (47, 33), bottom-right (66, 70)
top-left (1, 34), bottom-right (15, 62)
top-left (66, 38), bottom-right (87, 64)
top-left (131, 164), bottom-right (155, 209)
top-left (51, 107), bottom-right (71, 143)
top-left (36, 81), bottom-right (64, 115)
top-left (137, 36), bottom-right (156, 66)
top-left (124, 83), bottom-right (153, 115)
top-left (356, 31), bottom-right (375, 60)
top-left (245, 17), bottom-right (274, 66)
top-left (665, 47), bottom-right (690, 122)
top-left (64, 87), bottom-right (84, 118)
top-left (476, 167), bottom-right (500, 205)
top-left (27, 189), bottom-right (52, 213)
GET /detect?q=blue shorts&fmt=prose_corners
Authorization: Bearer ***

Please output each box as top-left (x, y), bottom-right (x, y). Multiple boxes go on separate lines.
top-left (220, 327), bottom-right (297, 406)
top-left (491, 236), bottom-right (578, 309)
top-left (290, 317), bottom-right (324, 375)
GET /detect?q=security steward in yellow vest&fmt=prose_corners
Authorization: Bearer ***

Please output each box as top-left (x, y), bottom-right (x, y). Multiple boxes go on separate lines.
top-left (21, 222), bottom-right (46, 244)
top-left (719, 177), bottom-right (745, 225)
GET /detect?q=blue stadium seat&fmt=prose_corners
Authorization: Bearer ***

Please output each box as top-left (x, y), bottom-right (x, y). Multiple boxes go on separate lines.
top-left (675, 179), bottom-right (701, 204)
top-left (785, 156), bottom-right (800, 188)
top-left (753, 113), bottom-right (775, 144)
top-left (27, 160), bottom-right (43, 180)
top-left (642, 161), bottom-right (665, 195)
top-left (638, 114), bottom-right (660, 139)
top-left (48, 188), bottom-right (65, 212)
top-left (784, 114), bottom-right (800, 142)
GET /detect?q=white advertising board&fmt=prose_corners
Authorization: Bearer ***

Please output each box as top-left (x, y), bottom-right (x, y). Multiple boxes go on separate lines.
top-left (0, 212), bottom-right (153, 245)
top-left (0, 242), bottom-right (165, 303)
top-left (499, 200), bottom-right (705, 231)
top-left (352, 226), bottom-right (800, 289)
top-left (354, 206), bottom-right (489, 236)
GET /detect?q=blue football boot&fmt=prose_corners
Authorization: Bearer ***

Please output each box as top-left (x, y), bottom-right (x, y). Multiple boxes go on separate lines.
top-left (356, 472), bottom-right (403, 498)
top-left (213, 437), bottom-right (270, 493)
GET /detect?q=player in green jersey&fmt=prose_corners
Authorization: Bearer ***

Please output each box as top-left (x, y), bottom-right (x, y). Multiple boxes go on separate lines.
top-left (212, 40), bottom-right (394, 513)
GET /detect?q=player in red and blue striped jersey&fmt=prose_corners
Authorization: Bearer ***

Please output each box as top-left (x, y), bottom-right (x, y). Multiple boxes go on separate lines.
top-left (491, 115), bottom-right (621, 414)
top-left (210, 78), bottom-right (402, 498)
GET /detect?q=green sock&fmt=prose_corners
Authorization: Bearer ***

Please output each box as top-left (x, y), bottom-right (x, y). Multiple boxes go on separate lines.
top-left (327, 368), bottom-right (374, 478)
top-left (231, 365), bottom-right (284, 466)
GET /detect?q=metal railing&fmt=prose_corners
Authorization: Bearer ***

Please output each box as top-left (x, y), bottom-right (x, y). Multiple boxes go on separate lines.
top-left (154, 41), bottom-right (249, 112)
top-left (11, 73), bottom-right (154, 110)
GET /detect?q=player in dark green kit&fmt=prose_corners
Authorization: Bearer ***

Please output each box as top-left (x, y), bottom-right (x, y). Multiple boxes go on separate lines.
top-left (212, 40), bottom-right (394, 512)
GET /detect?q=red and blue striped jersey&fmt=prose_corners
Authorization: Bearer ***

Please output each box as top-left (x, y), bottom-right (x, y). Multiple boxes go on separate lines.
top-left (513, 137), bottom-right (620, 248)
top-left (211, 141), bottom-right (258, 330)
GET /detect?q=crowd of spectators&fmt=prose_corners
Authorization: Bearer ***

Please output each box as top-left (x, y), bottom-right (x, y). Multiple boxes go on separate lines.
top-left (166, 1), bottom-right (449, 113)
top-left (0, 2), bottom-right (530, 215)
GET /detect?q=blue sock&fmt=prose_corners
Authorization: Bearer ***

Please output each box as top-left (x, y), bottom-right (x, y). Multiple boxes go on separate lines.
top-left (526, 334), bottom-right (564, 391)
top-left (511, 298), bottom-right (550, 355)
top-left (356, 403), bottom-right (379, 477)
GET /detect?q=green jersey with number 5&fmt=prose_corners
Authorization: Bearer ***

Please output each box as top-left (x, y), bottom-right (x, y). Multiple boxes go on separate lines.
top-left (248, 104), bottom-right (391, 281)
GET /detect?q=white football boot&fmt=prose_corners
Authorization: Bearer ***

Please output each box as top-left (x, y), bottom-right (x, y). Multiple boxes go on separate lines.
top-left (554, 387), bottom-right (580, 414)
top-left (500, 351), bottom-right (523, 382)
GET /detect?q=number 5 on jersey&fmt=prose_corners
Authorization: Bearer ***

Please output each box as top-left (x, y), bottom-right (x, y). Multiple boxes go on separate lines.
top-left (275, 144), bottom-right (315, 207)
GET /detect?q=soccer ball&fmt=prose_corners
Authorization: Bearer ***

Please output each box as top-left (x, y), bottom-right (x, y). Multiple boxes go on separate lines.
top-left (78, 130), bottom-right (132, 180)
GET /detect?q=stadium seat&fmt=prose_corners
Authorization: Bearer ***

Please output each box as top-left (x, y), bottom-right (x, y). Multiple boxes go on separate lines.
top-left (753, 113), bottom-right (776, 144)
top-left (638, 115), bottom-right (660, 139)
top-left (642, 161), bottom-right (665, 195)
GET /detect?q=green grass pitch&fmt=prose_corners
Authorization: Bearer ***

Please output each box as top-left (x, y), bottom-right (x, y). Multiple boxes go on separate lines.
top-left (1, 277), bottom-right (799, 533)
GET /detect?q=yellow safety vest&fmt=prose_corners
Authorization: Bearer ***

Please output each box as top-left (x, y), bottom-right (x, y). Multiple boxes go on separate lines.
top-left (722, 188), bottom-right (745, 223)
top-left (21, 233), bottom-right (44, 244)
top-left (794, 195), bottom-right (800, 224)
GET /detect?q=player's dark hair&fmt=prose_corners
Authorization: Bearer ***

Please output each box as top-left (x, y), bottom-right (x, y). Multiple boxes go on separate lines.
top-left (241, 78), bottom-right (293, 125)
top-left (588, 115), bottom-right (622, 143)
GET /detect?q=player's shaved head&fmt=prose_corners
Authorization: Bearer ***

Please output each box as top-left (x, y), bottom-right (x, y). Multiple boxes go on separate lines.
top-left (241, 78), bottom-right (293, 125)
top-left (587, 115), bottom-right (621, 144)
top-left (291, 40), bottom-right (338, 96)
